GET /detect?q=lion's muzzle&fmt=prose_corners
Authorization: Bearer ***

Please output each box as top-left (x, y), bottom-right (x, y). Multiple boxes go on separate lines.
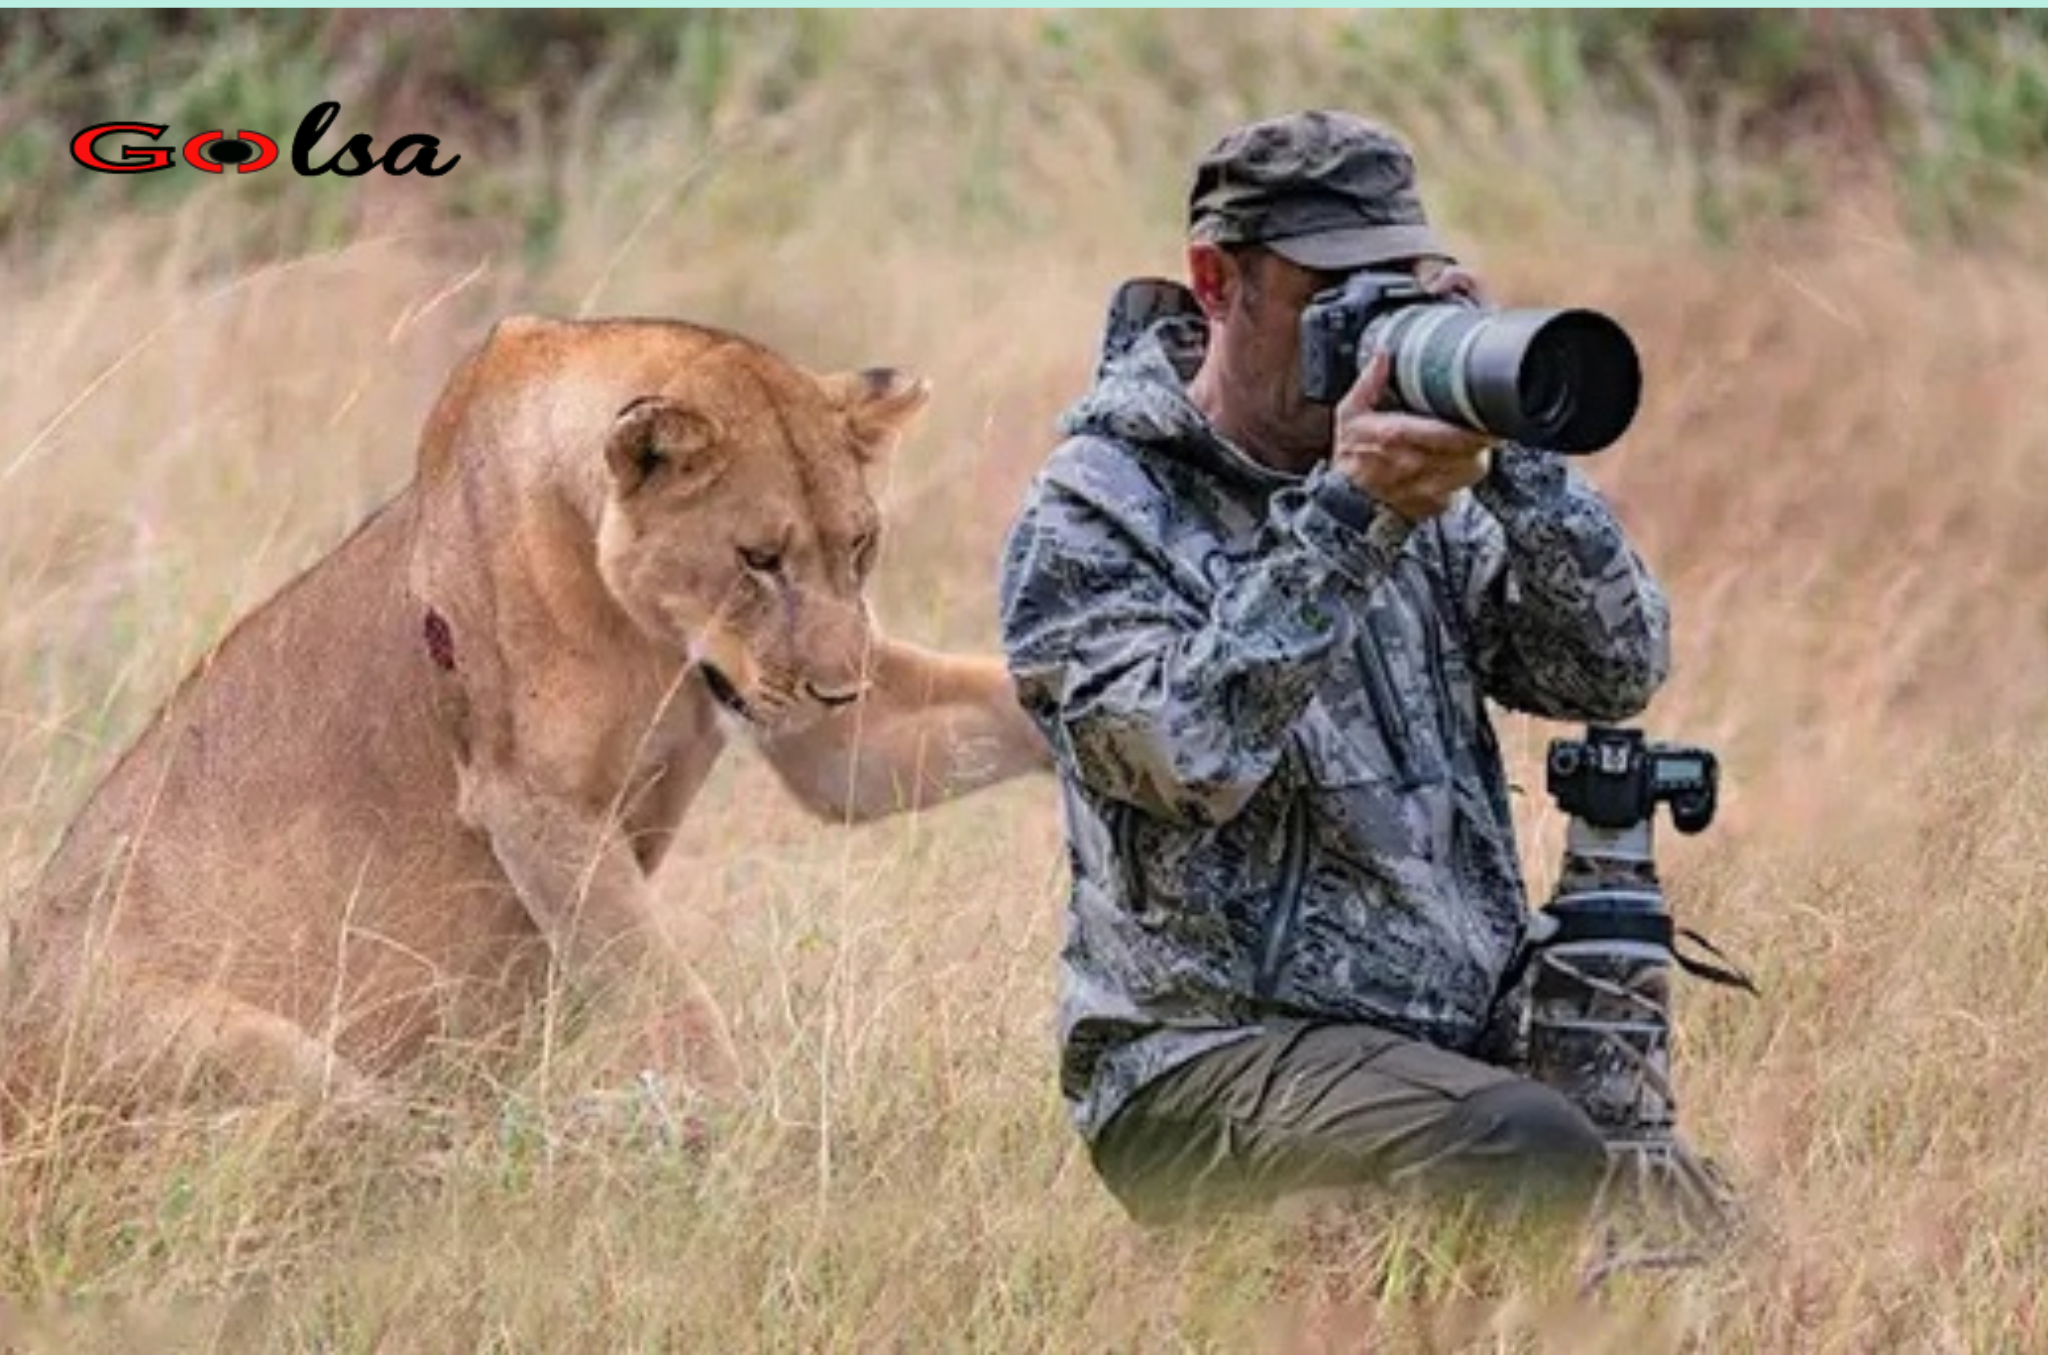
top-left (803, 680), bottom-right (866, 709)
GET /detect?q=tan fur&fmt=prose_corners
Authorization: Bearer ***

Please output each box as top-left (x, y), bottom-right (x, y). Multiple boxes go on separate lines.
top-left (4, 316), bottom-right (1051, 1114)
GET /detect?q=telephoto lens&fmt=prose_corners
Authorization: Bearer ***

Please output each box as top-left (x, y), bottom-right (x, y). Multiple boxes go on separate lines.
top-left (1298, 271), bottom-right (1644, 454)
top-left (1365, 303), bottom-right (1641, 454)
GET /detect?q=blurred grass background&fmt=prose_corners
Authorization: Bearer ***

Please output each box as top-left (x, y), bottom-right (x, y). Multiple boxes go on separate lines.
top-left (5, 9), bottom-right (2048, 1351)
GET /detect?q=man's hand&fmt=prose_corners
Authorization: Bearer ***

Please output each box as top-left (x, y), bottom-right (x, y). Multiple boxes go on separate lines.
top-left (1414, 259), bottom-right (1490, 307)
top-left (1328, 257), bottom-right (1498, 524)
top-left (1331, 347), bottom-right (1495, 524)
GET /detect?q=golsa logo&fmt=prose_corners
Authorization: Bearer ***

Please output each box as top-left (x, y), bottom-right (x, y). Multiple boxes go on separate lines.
top-left (71, 100), bottom-right (458, 177)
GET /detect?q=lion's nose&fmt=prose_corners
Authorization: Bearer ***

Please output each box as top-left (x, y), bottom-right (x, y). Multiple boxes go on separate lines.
top-left (804, 680), bottom-right (867, 709)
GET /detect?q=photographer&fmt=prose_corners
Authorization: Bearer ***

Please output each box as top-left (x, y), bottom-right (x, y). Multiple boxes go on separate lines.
top-left (997, 110), bottom-right (1671, 1224)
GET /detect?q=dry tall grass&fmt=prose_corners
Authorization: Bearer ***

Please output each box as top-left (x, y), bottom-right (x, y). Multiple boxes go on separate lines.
top-left (5, 13), bottom-right (2048, 1351)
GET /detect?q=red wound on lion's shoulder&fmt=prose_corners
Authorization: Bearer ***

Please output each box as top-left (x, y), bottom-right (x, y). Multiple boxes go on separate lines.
top-left (423, 609), bottom-right (456, 671)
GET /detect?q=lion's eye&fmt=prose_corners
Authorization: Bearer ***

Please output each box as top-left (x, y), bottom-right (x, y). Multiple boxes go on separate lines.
top-left (738, 545), bottom-right (783, 575)
top-left (850, 532), bottom-right (877, 571)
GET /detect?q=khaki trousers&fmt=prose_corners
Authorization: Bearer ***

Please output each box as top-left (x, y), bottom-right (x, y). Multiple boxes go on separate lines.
top-left (1088, 1019), bottom-right (1608, 1225)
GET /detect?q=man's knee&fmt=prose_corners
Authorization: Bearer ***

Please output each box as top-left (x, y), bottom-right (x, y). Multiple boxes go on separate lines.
top-left (1461, 1080), bottom-right (1607, 1163)
top-left (1430, 1080), bottom-right (1609, 1210)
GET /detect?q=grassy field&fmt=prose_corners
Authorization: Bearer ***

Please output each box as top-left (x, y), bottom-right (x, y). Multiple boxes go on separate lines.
top-left (5, 12), bottom-right (2048, 1350)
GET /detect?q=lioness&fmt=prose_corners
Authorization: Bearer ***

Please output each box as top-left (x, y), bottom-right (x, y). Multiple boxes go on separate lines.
top-left (3, 315), bottom-right (1050, 1112)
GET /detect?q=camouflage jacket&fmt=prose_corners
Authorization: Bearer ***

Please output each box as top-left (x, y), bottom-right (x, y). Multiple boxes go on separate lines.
top-left (997, 279), bottom-right (1672, 1143)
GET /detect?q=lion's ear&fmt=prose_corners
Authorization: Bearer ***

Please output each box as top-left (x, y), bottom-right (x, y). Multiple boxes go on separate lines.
top-left (818, 367), bottom-right (932, 463)
top-left (605, 397), bottom-right (728, 498)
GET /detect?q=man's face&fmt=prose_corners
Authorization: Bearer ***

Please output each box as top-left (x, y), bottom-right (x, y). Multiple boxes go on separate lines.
top-left (1191, 245), bottom-right (1457, 470)
top-left (1223, 248), bottom-right (1352, 464)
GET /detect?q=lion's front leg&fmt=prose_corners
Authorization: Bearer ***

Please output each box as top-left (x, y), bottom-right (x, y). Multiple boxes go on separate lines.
top-left (456, 767), bottom-right (738, 1092)
top-left (753, 636), bottom-right (1052, 824)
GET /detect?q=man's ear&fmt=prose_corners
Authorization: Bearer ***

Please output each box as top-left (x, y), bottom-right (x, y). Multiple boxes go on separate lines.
top-left (817, 367), bottom-right (932, 464)
top-left (604, 397), bottom-right (729, 497)
top-left (1186, 241), bottom-right (1235, 321)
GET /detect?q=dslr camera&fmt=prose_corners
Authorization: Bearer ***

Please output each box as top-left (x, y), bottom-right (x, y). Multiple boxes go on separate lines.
top-left (1299, 271), bottom-right (1643, 454)
top-left (1546, 726), bottom-right (1718, 835)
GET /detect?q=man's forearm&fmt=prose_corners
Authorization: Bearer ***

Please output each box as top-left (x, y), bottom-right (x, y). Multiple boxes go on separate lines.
top-left (1466, 445), bottom-right (1671, 720)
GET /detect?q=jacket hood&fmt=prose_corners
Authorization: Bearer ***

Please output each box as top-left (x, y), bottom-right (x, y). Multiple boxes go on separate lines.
top-left (1057, 277), bottom-right (1299, 491)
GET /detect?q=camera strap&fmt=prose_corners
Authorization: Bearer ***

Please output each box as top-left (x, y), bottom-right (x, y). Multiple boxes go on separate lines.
top-left (1671, 926), bottom-right (1759, 996)
top-left (1536, 907), bottom-right (1758, 995)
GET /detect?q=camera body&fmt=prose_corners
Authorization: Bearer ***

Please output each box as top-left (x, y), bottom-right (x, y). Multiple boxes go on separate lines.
top-left (1298, 269), bottom-right (1439, 406)
top-left (1296, 269), bottom-right (1644, 454)
top-left (1546, 726), bottom-right (1718, 837)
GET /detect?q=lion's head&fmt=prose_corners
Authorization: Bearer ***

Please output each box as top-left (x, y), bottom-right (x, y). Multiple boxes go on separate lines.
top-left (592, 346), bottom-right (928, 735)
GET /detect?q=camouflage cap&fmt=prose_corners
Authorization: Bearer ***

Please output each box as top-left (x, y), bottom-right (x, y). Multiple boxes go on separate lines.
top-left (1186, 110), bottom-right (1448, 271)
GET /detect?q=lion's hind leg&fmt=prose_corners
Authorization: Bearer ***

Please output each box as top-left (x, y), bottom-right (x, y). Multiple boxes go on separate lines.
top-left (45, 973), bottom-right (385, 1118)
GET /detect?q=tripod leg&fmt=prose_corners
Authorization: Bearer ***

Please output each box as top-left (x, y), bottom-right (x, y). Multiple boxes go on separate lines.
top-left (1576, 1140), bottom-right (1745, 1291)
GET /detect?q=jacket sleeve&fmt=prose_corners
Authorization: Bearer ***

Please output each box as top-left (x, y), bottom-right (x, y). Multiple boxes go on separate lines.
top-left (1448, 444), bottom-right (1671, 722)
top-left (999, 449), bottom-right (1412, 827)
